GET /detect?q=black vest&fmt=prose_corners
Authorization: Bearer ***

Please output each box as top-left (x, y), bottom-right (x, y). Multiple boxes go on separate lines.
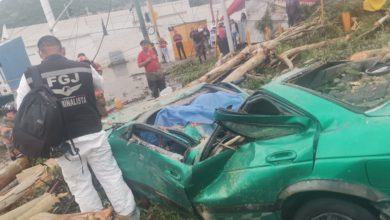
top-left (24, 55), bottom-right (102, 139)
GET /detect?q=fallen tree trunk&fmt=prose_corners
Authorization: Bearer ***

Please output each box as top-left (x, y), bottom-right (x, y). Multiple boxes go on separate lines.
top-left (0, 164), bottom-right (47, 212)
top-left (278, 36), bottom-right (347, 69)
top-left (0, 180), bottom-right (18, 196)
top-left (215, 21), bottom-right (325, 83)
top-left (0, 193), bottom-right (62, 220)
top-left (29, 208), bottom-right (113, 220)
top-left (16, 193), bottom-right (63, 220)
top-left (187, 45), bottom-right (256, 86)
top-left (191, 19), bottom-right (324, 84)
top-left (350, 47), bottom-right (390, 61)
top-left (0, 157), bottom-right (29, 191)
top-left (16, 159), bottom-right (57, 186)
top-left (222, 47), bottom-right (267, 82)
top-left (356, 11), bottom-right (390, 40)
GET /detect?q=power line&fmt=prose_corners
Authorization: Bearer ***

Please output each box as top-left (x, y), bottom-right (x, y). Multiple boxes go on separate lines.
top-left (72, 16), bottom-right (80, 58)
top-left (92, 0), bottom-right (112, 61)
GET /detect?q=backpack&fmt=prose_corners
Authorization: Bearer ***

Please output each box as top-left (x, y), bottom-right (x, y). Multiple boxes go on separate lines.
top-left (13, 66), bottom-right (67, 158)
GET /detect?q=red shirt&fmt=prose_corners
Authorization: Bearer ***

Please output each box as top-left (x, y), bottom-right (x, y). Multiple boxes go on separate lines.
top-left (218, 26), bottom-right (226, 39)
top-left (137, 49), bottom-right (161, 73)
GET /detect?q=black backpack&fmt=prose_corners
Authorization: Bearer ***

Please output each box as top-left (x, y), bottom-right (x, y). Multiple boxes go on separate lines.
top-left (13, 66), bottom-right (67, 158)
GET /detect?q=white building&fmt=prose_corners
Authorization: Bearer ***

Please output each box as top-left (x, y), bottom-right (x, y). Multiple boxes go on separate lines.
top-left (5, 0), bottom-right (287, 100)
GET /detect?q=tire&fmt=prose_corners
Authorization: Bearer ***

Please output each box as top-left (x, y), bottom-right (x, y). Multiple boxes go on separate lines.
top-left (293, 198), bottom-right (378, 220)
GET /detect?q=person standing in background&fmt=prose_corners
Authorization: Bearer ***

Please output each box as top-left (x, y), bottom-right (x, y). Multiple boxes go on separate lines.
top-left (202, 25), bottom-right (211, 50)
top-left (77, 53), bottom-right (108, 118)
top-left (210, 25), bottom-right (217, 50)
top-left (230, 19), bottom-right (239, 49)
top-left (158, 37), bottom-right (170, 63)
top-left (173, 30), bottom-right (187, 60)
top-left (217, 22), bottom-right (229, 55)
top-left (193, 27), bottom-right (207, 63)
top-left (77, 53), bottom-right (103, 75)
top-left (286, 0), bottom-right (300, 27)
top-left (137, 40), bottom-right (166, 98)
top-left (0, 102), bottom-right (23, 161)
top-left (241, 12), bottom-right (247, 23)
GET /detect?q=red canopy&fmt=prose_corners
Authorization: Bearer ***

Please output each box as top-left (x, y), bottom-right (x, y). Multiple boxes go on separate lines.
top-left (300, 0), bottom-right (317, 5)
top-left (227, 0), bottom-right (245, 16)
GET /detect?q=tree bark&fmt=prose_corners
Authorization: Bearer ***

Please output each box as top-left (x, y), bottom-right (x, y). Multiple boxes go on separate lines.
top-left (222, 47), bottom-right (267, 82)
top-left (187, 45), bottom-right (256, 86)
top-left (0, 164), bottom-right (46, 212)
top-left (350, 47), bottom-right (390, 61)
top-left (278, 36), bottom-right (346, 69)
top-left (29, 208), bottom-right (113, 220)
top-left (16, 193), bottom-right (62, 220)
top-left (0, 157), bottom-right (29, 191)
top-left (0, 193), bottom-right (61, 220)
top-left (356, 12), bottom-right (390, 40)
top-left (191, 20), bottom-right (323, 84)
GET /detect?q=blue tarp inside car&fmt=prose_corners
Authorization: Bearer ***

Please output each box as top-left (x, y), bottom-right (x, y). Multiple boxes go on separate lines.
top-left (154, 92), bottom-right (245, 127)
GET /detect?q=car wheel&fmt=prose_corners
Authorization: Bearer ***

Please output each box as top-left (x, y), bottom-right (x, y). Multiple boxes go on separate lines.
top-left (293, 198), bottom-right (377, 220)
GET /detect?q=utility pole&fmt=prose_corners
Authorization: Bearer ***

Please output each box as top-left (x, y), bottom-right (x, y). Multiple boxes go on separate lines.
top-left (133, 0), bottom-right (150, 41)
top-left (147, 0), bottom-right (160, 37)
top-left (40, 0), bottom-right (74, 33)
top-left (40, 0), bottom-right (56, 31)
top-left (146, 0), bottom-right (162, 59)
top-left (209, 0), bottom-right (215, 24)
top-left (221, 0), bottom-right (234, 53)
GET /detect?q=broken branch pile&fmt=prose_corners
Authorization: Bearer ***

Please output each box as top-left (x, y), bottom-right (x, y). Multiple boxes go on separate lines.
top-left (181, 0), bottom-right (390, 89)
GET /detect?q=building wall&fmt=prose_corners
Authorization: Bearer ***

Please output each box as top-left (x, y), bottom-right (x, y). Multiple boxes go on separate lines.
top-left (8, 0), bottom-right (225, 66)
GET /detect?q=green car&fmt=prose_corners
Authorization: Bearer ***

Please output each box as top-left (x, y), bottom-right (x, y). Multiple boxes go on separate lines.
top-left (109, 60), bottom-right (390, 220)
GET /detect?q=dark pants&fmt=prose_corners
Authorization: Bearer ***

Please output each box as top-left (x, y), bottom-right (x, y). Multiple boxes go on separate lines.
top-left (146, 73), bottom-right (166, 98)
top-left (217, 37), bottom-right (230, 55)
top-left (176, 42), bottom-right (187, 60)
top-left (195, 42), bottom-right (206, 63)
top-left (288, 13), bottom-right (299, 27)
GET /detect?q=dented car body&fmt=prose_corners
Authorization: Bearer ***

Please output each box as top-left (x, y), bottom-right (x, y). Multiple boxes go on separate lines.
top-left (109, 61), bottom-right (390, 220)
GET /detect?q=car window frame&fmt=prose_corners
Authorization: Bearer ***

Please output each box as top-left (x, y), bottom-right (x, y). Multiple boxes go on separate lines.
top-left (199, 91), bottom-right (311, 161)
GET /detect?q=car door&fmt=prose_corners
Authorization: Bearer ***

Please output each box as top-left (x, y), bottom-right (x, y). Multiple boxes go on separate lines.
top-left (109, 123), bottom-right (194, 213)
top-left (185, 94), bottom-right (319, 219)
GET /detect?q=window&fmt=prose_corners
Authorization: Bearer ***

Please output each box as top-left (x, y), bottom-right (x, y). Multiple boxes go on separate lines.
top-left (288, 60), bottom-right (390, 111)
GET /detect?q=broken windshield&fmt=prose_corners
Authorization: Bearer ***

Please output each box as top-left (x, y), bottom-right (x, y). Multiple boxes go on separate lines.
top-left (288, 61), bottom-right (390, 111)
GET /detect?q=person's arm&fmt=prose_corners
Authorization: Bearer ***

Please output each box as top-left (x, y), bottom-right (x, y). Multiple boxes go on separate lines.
top-left (91, 66), bottom-right (104, 91)
top-left (16, 75), bottom-right (31, 110)
top-left (138, 55), bottom-right (152, 68)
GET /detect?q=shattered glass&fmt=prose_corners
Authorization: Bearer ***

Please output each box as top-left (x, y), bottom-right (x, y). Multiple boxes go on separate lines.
top-left (292, 61), bottom-right (390, 110)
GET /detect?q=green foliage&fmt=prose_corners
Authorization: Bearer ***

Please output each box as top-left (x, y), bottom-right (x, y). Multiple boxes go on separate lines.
top-left (141, 205), bottom-right (190, 220)
top-left (242, 66), bottom-right (282, 90)
top-left (275, 0), bottom-right (390, 69)
top-left (169, 57), bottom-right (217, 86)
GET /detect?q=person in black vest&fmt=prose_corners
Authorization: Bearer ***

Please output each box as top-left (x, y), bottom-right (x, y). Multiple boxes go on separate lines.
top-left (16, 35), bottom-right (139, 220)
